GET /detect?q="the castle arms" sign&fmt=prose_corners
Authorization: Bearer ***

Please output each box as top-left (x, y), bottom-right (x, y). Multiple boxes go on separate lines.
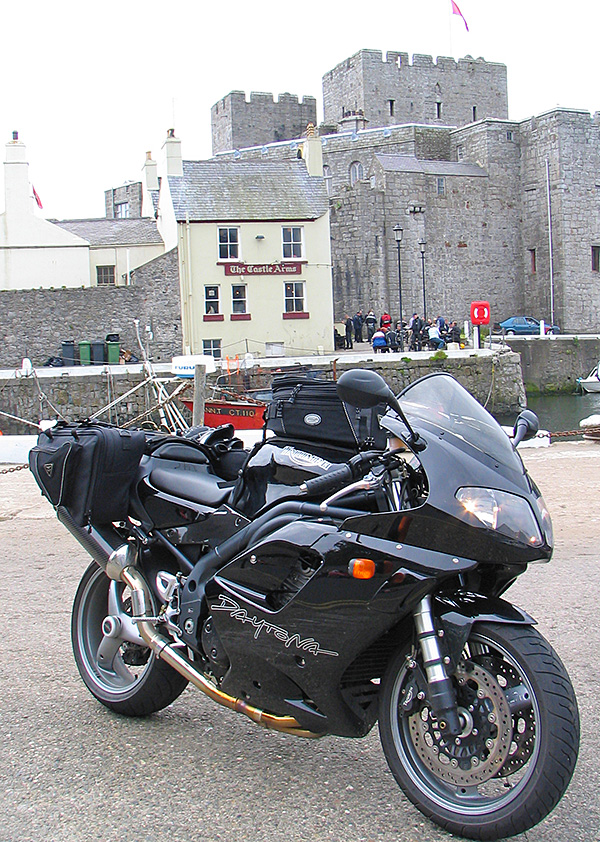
top-left (224, 263), bottom-right (302, 276)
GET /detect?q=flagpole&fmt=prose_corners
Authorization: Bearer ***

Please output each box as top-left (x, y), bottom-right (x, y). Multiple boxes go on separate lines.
top-left (448, 1), bottom-right (454, 57)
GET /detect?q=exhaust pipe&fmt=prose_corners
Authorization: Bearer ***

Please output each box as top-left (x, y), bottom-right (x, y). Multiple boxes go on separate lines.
top-left (112, 557), bottom-right (322, 739)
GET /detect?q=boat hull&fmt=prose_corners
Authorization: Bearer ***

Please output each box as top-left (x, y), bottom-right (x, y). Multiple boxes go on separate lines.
top-left (182, 399), bottom-right (266, 430)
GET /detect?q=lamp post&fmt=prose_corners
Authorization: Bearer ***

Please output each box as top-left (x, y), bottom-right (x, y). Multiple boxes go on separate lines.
top-left (393, 224), bottom-right (404, 350)
top-left (419, 239), bottom-right (427, 322)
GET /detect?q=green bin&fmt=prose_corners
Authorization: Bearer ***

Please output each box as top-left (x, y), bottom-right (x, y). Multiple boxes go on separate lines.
top-left (107, 341), bottom-right (120, 364)
top-left (78, 341), bottom-right (92, 366)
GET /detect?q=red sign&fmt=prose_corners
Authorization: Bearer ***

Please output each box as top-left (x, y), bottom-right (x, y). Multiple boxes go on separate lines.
top-left (224, 263), bottom-right (302, 276)
top-left (470, 301), bottom-right (490, 325)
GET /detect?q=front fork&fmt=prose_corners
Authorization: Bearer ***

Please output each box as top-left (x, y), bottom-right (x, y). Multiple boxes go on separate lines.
top-left (413, 595), bottom-right (461, 736)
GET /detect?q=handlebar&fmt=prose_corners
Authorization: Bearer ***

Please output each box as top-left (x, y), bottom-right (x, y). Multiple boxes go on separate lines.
top-left (299, 451), bottom-right (382, 498)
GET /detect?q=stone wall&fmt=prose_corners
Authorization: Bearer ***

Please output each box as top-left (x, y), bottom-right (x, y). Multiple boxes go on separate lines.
top-left (104, 182), bottom-right (143, 218)
top-left (0, 249), bottom-right (182, 369)
top-left (0, 348), bottom-right (525, 435)
top-left (503, 335), bottom-right (600, 393)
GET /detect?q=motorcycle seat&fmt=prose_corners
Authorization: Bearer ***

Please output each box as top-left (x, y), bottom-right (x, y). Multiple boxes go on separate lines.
top-left (149, 460), bottom-right (233, 507)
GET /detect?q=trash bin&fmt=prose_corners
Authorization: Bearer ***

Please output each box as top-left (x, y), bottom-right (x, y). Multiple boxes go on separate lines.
top-left (91, 340), bottom-right (106, 365)
top-left (61, 340), bottom-right (76, 366)
top-left (107, 341), bottom-right (120, 364)
top-left (78, 341), bottom-right (92, 366)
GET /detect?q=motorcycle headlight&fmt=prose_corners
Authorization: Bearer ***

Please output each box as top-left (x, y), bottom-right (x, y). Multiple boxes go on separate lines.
top-left (455, 487), bottom-right (544, 548)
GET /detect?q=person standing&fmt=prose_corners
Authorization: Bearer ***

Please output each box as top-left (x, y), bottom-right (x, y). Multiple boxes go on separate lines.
top-left (380, 311), bottom-right (392, 329)
top-left (344, 315), bottom-right (354, 349)
top-left (409, 314), bottom-right (423, 350)
top-left (365, 310), bottom-right (377, 341)
top-left (353, 310), bottom-right (364, 343)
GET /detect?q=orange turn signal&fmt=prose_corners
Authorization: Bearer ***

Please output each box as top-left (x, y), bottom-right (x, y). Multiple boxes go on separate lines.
top-left (348, 558), bottom-right (376, 579)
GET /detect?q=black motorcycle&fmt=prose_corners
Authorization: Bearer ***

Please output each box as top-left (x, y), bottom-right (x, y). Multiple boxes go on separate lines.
top-left (29, 369), bottom-right (579, 840)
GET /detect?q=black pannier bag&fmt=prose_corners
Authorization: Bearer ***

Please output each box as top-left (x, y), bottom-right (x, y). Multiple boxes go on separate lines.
top-left (29, 421), bottom-right (146, 526)
top-left (264, 376), bottom-right (387, 450)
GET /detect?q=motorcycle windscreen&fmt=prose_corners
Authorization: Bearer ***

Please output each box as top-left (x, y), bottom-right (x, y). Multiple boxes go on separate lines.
top-left (397, 372), bottom-right (523, 472)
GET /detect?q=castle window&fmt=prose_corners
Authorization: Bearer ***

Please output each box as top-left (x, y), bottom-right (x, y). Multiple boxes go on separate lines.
top-left (218, 227), bottom-right (240, 260)
top-left (436, 102), bottom-right (442, 119)
top-left (203, 339), bottom-right (222, 359)
top-left (114, 202), bottom-right (129, 219)
top-left (507, 130), bottom-right (514, 141)
top-left (472, 106), bottom-right (478, 121)
top-left (323, 165), bottom-right (332, 196)
top-left (529, 249), bottom-right (537, 274)
top-left (232, 284), bottom-right (247, 314)
top-left (457, 145), bottom-right (464, 160)
top-left (350, 161), bottom-right (364, 186)
top-left (204, 285), bottom-right (220, 315)
top-left (282, 226), bottom-right (303, 259)
top-left (388, 99), bottom-right (395, 117)
top-left (592, 246), bottom-right (600, 273)
top-left (284, 281), bottom-right (305, 313)
top-left (436, 177), bottom-right (446, 196)
top-left (96, 265), bottom-right (115, 286)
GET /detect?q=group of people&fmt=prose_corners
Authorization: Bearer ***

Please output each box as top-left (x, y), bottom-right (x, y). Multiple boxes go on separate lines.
top-left (342, 310), bottom-right (462, 353)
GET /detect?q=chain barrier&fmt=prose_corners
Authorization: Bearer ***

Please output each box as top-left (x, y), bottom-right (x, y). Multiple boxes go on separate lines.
top-left (0, 463), bottom-right (29, 475)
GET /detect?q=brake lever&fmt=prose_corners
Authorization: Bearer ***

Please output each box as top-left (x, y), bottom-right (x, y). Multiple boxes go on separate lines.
top-left (319, 475), bottom-right (382, 511)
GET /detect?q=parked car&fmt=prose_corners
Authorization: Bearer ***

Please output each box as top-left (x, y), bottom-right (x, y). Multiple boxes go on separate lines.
top-left (495, 316), bottom-right (560, 335)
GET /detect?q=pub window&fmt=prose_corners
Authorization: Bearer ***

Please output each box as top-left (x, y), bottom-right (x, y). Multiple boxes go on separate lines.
top-left (282, 226), bottom-right (303, 259)
top-left (232, 284), bottom-right (247, 314)
top-left (205, 285), bottom-right (220, 314)
top-left (114, 202), bottom-right (129, 219)
top-left (529, 248), bottom-right (537, 274)
top-left (218, 227), bottom-right (239, 260)
top-left (592, 246), bottom-right (600, 273)
top-left (284, 281), bottom-right (305, 312)
top-left (203, 339), bottom-right (222, 359)
top-left (388, 99), bottom-right (395, 117)
top-left (436, 102), bottom-right (442, 119)
top-left (96, 265), bottom-right (115, 285)
top-left (349, 161), bottom-right (363, 186)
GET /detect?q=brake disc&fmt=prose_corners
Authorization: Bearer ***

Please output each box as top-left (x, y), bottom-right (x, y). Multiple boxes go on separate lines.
top-left (406, 662), bottom-right (513, 786)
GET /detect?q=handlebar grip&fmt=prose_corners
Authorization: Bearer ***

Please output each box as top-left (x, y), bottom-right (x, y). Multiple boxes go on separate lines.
top-left (300, 465), bottom-right (354, 497)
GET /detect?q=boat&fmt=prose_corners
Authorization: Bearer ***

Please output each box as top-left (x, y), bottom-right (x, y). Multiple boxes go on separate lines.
top-left (577, 364), bottom-right (600, 393)
top-left (181, 388), bottom-right (270, 431)
top-left (579, 414), bottom-right (600, 440)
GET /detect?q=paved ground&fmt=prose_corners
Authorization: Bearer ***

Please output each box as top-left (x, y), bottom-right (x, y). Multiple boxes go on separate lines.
top-left (1, 442), bottom-right (599, 842)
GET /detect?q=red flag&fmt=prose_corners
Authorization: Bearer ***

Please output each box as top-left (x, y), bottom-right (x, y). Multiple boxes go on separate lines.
top-left (451, 0), bottom-right (469, 31)
top-left (32, 184), bottom-right (43, 209)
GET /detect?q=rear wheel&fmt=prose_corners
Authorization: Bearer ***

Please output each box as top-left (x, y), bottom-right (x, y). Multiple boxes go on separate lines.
top-left (72, 562), bottom-right (188, 716)
top-left (379, 623), bottom-right (579, 840)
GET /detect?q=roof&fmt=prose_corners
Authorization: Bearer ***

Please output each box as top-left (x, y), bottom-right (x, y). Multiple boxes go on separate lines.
top-left (52, 218), bottom-right (164, 246)
top-left (374, 154), bottom-right (488, 178)
top-left (167, 160), bottom-right (329, 222)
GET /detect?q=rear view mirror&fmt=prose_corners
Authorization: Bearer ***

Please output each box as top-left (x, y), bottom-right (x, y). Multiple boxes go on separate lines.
top-left (512, 410), bottom-right (539, 446)
top-left (336, 369), bottom-right (396, 409)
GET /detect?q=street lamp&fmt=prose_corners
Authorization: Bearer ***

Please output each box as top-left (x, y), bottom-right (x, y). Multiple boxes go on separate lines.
top-left (419, 239), bottom-right (427, 322)
top-left (393, 225), bottom-right (404, 350)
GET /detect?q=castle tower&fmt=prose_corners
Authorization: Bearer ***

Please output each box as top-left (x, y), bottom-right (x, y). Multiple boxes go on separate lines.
top-left (322, 49), bottom-right (508, 130)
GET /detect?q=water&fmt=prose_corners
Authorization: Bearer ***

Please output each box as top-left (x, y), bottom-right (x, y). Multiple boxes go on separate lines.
top-left (495, 393), bottom-right (600, 435)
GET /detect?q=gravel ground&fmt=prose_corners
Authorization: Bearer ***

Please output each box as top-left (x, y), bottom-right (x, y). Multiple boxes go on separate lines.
top-left (0, 442), bottom-right (599, 842)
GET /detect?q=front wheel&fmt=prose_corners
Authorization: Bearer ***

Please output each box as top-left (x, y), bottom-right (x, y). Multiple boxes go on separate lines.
top-left (72, 562), bottom-right (188, 716)
top-left (379, 623), bottom-right (579, 840)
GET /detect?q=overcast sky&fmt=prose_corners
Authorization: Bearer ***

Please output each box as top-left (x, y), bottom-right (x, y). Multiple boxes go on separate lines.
top-left (0, 0), bottom-right (595, 219)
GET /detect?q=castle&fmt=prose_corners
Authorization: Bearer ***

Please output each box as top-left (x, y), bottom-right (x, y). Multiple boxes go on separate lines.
top-left (210, 49), bottom-right (600, 333)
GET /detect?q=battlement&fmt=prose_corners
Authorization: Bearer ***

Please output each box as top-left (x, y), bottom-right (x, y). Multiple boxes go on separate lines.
top-left (211, 90), bottom-right (318, 154)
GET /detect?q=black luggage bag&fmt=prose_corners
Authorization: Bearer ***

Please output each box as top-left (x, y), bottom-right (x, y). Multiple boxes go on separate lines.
top-left (264, 376), bottom-right (387, 450)
top-left (29, 421), bottom-right (146, 526)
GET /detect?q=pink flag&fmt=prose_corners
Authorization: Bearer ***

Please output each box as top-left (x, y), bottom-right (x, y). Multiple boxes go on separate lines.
top-left (32, 185), bottom-right (43, 209)
top-left (451, 0), bottom-right (469, 31)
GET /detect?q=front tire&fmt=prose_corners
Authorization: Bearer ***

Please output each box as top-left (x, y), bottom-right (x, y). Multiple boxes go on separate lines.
top-left (72, 562), bottom-right (188, 716)
top-left (379, 623), bottom-right (579, 840)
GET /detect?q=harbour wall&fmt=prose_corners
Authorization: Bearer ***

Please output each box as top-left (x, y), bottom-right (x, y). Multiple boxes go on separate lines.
top-left (0, 349), bottom-right (524, 435)
top-left (502, 335), bottom-right (600, 393)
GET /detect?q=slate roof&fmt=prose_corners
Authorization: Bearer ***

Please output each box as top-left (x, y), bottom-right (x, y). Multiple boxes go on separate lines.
top-left (52, 218), bottom-right (163, 246)
top-left (168, 160), bottom-right (329, 222)
top-left (374, 154), bottom-right (488, 178)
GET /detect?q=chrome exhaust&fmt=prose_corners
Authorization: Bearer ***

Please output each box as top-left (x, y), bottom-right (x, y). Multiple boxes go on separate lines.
top-left (111, 554), bottom-right (321, 739)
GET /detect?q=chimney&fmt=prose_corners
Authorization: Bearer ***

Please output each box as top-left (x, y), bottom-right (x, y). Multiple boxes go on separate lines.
top-left (302, 123), bottom-right (323, 177)
top-left (4, 131), bottom-right (32, 217)
top-left (162, 129), bottom-right (183, 177)
top-left (143, 150), bottom-right (159, 191)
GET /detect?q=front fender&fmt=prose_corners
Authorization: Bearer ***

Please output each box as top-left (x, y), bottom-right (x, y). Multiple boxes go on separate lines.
top-left (435, 592), bottom-right (536, 670)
